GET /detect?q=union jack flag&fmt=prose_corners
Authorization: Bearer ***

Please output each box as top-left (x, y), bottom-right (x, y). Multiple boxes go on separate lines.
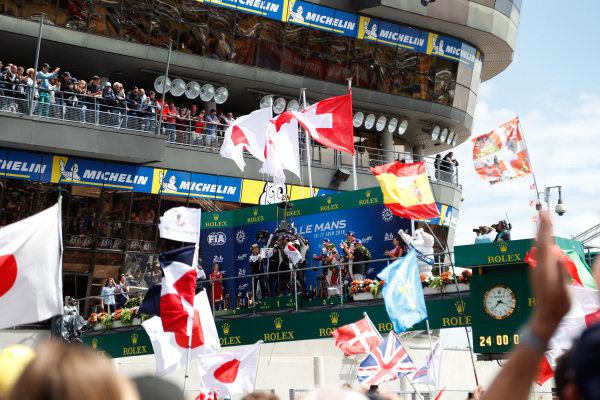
top-left (357, 332), bottom-right (416, 386)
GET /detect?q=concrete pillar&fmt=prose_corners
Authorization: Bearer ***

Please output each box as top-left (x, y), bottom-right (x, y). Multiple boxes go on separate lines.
top-left (381, 129), bottom-right (395, 163)
top-left (313, 356), bottom-right (325, 388)
top-left (412, 145), bottom-right (425, 162)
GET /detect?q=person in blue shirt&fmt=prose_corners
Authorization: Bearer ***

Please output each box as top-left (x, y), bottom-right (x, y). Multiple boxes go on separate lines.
top-left (474, 226), bottom-right (496, 244)
top-left (37, 62), bottom-right (59, 117)
top-left (204, 109), bottom-right (219, 148)
top-left (100, 278), bottom-right (116, 313)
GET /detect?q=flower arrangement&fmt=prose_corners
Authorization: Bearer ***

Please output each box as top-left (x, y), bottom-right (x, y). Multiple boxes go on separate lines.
top-left (350, 279), bottom-right (385, 298)
top-left (120, 309), bottom-right (133, 326)
top-left (125, 297), bottom-right (142, 308)
top-left (101, 312), bottom-right (114, 329)
top-left (458, 270), bottom-right (472, 284)
top-left (420, 270), bottom-right (472, 290)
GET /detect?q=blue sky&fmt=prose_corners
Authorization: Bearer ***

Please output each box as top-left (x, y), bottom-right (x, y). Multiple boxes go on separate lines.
top-left (452, 1), bottom-right (600, 246)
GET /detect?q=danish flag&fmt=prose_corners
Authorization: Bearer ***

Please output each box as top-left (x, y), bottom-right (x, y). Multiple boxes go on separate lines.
top-left (331, 316), bottom-right (383, 356)
top-left (357, 332), bottom-right (416, 386)
top-left (275, 93), bottom-right (354, 155)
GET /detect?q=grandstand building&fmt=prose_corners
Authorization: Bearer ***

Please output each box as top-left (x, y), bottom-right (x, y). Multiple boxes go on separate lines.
top-left (0, 0), bottom-right (521, 396)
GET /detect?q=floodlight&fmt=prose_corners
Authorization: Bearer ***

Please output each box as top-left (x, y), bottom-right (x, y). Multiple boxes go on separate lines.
top-left (387, 118), bottom-right (398, 133)
top-left (259, 95), bottom-right (273, 109)
top-left (452, 133), bottom-right (458, 146)
top-left (365, 114), bottom-right (376, 130)
top-left (376, 116), bottom-right (387, 132)
top-left (431, 125), bottom-right (440, 141)
top-left (440, 128), bottom-right (448, 143)
top-left (273, 98), bottom-right (286, 114)
top-left (398, 119), bottom-right (408, 135)
top-left (185, 81), bottom-right (200, 99)
top-left (169, 79), bottom-right (185, 97)
top-left (199, 84), bottom-right (215, 102)
top-left (153, 76), bottom-right (171, 94)
top-left (287, 100), bottom-right (300, 112)
top-left (446, 131), bottom-right (454, 145)
top-left (353, 112), bottom-right (364, 127)
top-left (214, 87), bottom-right (229, 104)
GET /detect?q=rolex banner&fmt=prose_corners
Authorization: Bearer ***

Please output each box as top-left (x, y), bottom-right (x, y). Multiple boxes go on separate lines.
top-left (472, 117), bottom-right (533, 185)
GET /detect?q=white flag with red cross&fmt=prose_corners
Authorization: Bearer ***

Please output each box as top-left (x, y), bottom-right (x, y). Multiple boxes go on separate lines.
top-left (259, 117), bottom-right (300, 185)
top-left (219, 107), bottom-right (272, 171)
top-left (0, 203), bottom-right (63, 329)
top-left (197, 342), bottom-right (262, 396)
top-left (330, 316), bottom-right (383, 356)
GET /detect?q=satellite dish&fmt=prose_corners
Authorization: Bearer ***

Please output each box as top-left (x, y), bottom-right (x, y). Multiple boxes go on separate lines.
top-left (273, 98), bottom-right (286, 114)
top-left (398, 119), bottom-right (408, 135)
top-left (185, 81), bottom-right (200, 99)
top-left (260, 95), bottom-right (272, 109)
top-left (353, 112), bottom-right (364, 128)
top-left (364, 114), bottom-right (376, 130)
top-left (447, 131), bottom-right (454, 145)
top-left (199, 84), bottom-right (215, 102)
top-left (440, 128), bottom-right (448, 143)
top-left (387, 118), bottom-right (398, 133)
top-left (452, 133), bottom-right (458, 146)
top-left (154, 76), bottom-right (171, 94)
top-left (376, 116), bottom-right (387, 132)
top-left (287, 100), bottom-right (300, 112)
top-left (431, 125), bottom-right (440, 141)
top-left (169, 79), bottom-right (186, 97)
top-left (214, 87), bottom-right (229, 104)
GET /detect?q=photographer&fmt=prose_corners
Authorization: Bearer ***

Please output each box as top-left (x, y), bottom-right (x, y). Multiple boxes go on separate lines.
top-left (473, 226), bottom-right (496, 244)
top-left (494, 220), bottom-right (511, 242)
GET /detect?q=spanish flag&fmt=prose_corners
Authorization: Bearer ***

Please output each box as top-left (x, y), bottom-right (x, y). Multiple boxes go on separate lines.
top-left (370, 161), bottom-right (439, 220)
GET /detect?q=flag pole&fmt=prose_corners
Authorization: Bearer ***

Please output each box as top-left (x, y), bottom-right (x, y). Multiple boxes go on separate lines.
top-left (301, 88), bottom-right (314, 197)
top-left (422, 223), bottom-right (479, 387)
top-left (424, 318), bottom-right (437, 392)
top-left (347, 78), bottom-right (358, 191)
top-left (183, 209), bottom-right (202, 393)
top-left (516, 116), bottom-right (539, 200)
top-left (363, 311), bottom-right (383, 341)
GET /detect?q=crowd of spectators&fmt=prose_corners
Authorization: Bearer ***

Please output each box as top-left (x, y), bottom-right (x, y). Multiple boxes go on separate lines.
top-left (0, 59), bottom-right (237, 143)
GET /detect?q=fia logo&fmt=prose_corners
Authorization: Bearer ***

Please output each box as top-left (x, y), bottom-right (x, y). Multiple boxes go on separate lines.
top-left (237, 268), bottom-right (247, 276)
top-left (236, 254), bottom-right (248, 261)
top-left (207, 232), bottom-right (226, 246)
top-left (213, 255), bottom-right (223, 263)
top-left (381, 208), bottom-right (394, 222)
top-left (384, 233), bottom-right (394, 241)
top-left (235, 230), bottom-right (246, 244)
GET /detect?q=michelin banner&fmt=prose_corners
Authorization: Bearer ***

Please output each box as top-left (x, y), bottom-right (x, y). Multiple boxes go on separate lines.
top-left (202, 188), bottom-right (449, 301)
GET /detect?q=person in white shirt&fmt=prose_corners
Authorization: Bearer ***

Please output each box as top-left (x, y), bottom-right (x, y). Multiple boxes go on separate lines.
top-left (100, 278), bottom-right (116, 313)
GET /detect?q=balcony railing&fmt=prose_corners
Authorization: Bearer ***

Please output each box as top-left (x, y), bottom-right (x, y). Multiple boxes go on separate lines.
top-left (0, 84), bottom-right (460, 188)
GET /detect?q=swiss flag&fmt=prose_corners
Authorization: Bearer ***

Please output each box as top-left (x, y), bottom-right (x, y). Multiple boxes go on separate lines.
top-left (275, 93), bottom-right (354, 155)
top-left (139, 246), bottom-right (197, 335)
top-left (0, 203), bottom-right (63, 329)
top-left (197, 342), bottom-right (262, 396)
top-left (142, 291), bottom-right (221, 376)
top-left (331, 316), bottom-right (383, 356)
top-left (220, 107), bottom-right (272, 171)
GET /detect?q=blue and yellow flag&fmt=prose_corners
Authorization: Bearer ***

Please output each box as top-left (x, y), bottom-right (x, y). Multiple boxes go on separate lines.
top-left (377, 249), bottom-right (427, 333)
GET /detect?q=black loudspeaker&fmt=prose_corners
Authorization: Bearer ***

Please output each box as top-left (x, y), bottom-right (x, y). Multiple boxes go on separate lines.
top-left (333, 168), bottom-right (351, 182)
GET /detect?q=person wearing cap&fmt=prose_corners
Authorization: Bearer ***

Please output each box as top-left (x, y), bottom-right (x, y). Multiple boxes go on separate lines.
top-left (37, 62), bottom-right (60, 117)
top-left (249, 244), bottom-right (266, 299)
top-left (101, 82), bottom-right (117, 118)
top-left (63, 77), bottom-right (79, 111)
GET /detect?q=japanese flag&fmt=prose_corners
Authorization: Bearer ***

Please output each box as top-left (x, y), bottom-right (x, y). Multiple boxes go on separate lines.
top-left (197, 342), bottom-right (262, 396)
top-left (0, 203), bottom-right (63, 329)
top-left (142, 291), bottom-right (221, 376)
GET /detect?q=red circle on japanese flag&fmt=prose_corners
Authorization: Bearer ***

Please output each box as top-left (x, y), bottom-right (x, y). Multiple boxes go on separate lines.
top-left (213, 359), bottom-right (240, 383)
top-left (0, 254), bottom-right (17, 298)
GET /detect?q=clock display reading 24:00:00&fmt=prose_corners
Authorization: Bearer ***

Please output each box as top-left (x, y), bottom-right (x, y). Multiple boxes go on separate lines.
top-left (478, 334), bottom-right (520, 347)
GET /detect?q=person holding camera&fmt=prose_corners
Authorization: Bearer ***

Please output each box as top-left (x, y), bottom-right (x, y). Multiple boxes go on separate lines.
top-left (494, 220), bottom-right (511, 242)
top-left (474, 226), bottom-right (496, 244)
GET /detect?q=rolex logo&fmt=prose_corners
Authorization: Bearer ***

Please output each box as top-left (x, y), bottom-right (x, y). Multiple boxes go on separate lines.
top-left (253, 208), bottom-right (258, 216)
top-left (213, 214), bottom-right (219, 221)
top-left (92, 337), bottom-right (99, 349)
top-left (131, 332), bottom-right (138, 345)
top-left (222, 322), bottom-right (230, 336)
top-left (330, 312), bottom-right (339, 325)
top-left (455, 300), bottom-right (466, 314)
top-left (327, 197), bottom-right (332, 204)
top-left (274, 317), bottom-right (283, 330)
top-left (366, 190), bottom-right (371, 198)
top-left (498, 241), bottom-right (508, 253)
